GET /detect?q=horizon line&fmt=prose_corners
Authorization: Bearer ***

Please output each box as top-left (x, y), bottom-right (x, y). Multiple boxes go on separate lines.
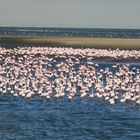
top-left (0, 26), bottom-right (140, 30)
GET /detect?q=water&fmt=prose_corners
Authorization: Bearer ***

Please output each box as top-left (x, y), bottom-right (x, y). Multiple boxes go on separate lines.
top-left (0, 27), bottom-right (140, 38)
top-left (0, 95), bottom-right (140, 140)
top-left (1, 27), bottom-right (140, 48)
top-left (1, 27), bottom-right (140, 139)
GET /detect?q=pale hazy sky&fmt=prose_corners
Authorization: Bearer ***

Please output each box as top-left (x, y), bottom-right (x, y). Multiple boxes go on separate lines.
top-left (0, 0), bottom-right (140, 28)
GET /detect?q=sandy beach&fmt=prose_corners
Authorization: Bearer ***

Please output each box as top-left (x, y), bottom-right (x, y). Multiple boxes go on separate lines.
top-left (1, 35), bottom-right (140, 49)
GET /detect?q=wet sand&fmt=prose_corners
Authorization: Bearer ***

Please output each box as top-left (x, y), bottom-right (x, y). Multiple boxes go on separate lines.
top-left (1, 35), bottom-right (140, 49)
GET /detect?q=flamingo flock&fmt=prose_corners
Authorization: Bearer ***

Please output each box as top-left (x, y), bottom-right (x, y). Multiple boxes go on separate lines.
top-left (0, 46), bottom-right (140, 105)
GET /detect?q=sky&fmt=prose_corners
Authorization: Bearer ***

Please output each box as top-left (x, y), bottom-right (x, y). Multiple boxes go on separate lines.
top-left (0, 0), bottom-right (140, 28)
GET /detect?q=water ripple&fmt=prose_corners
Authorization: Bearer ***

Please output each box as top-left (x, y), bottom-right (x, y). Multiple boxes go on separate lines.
top-left (0, 97), bottom-right (140, 140)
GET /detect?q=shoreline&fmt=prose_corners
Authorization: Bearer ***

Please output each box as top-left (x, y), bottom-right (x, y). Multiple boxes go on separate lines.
top-left (0, 35), bottom-right (140, 63)
top-left (0, 35), bottom-right (140, 50)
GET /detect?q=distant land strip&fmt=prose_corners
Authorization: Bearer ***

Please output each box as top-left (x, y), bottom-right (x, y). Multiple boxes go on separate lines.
top-left (0, 35), bottom-right (140, 49)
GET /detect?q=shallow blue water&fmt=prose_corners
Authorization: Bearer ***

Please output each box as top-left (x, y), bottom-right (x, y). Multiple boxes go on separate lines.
top-left (0, 95), bottom-right (140, 140)
top-left (0, 27), bottom-right (140, 38)
top-left (0, 62), bottom-right (140, 139)
top-left (0, 27), bottom-right (140, 139)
